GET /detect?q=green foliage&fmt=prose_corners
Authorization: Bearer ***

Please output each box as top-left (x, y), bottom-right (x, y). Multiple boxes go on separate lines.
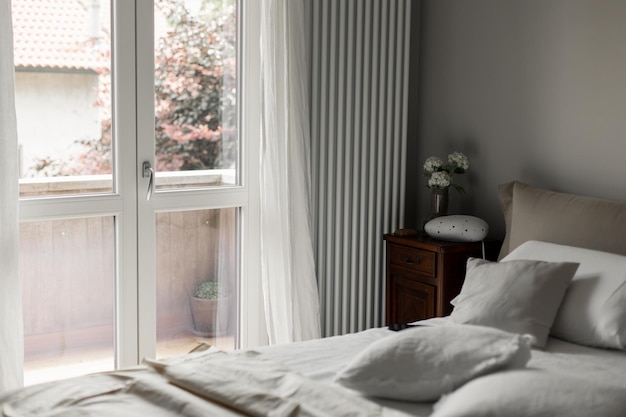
top-left (194, 279), bottom-right (230, 299)
top-left (154, 0), bottom-right (237, 171)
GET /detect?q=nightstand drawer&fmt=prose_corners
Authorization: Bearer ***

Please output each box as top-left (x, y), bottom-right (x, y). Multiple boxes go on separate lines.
top-left (388, 243), bottom-right (436, 276)
top-left (385, 233), bottom-right (501, 323)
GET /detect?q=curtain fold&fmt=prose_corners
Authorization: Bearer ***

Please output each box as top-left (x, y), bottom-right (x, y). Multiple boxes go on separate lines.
top-left (0, 0), bottom-right (25, 392)
top-left (259, 0), bottom-right (321, 344)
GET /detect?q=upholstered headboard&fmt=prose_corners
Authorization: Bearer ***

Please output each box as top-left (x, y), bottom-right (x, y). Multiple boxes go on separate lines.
top-left (498, 181), bottom-right (626, 260)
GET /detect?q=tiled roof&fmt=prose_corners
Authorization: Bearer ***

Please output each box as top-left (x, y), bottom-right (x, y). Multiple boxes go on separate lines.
top-left (12, 0), bottom-right (109, 71)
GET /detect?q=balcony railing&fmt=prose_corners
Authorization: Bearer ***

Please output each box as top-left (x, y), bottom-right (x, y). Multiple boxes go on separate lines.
top-left (19, 169), bottom-right (237, 197)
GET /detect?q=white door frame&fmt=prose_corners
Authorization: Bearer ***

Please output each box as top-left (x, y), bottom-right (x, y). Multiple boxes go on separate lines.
top-left (112, 0), bottom-right (140, 368)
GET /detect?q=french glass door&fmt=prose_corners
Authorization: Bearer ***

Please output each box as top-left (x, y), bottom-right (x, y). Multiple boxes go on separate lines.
top-left (16, 0), bottom-right (262, 385)
top-left (135, 0), bottom-right (246, 364)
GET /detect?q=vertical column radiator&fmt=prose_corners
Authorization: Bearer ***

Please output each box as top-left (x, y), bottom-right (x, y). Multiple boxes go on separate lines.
top-left (310, 0), bottom-right (412, 336)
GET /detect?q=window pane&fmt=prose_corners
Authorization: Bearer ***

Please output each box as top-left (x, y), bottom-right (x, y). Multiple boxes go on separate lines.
top-left (20, 217), bottom-right (115, 386)
top-left (156, 208), bottom-right (237, 358)
top-left (13, 0), bottom-right (112, 197)
top-left (154, 0), bottom-right (238, 190)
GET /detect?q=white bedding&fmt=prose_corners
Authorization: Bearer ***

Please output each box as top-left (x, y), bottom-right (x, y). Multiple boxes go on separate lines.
top-left (1, 347), bottom-right (411, 417)
top-left (251, 318), bottom-right (626, 416)
top-left (1, 321), bottom-right (625, 416)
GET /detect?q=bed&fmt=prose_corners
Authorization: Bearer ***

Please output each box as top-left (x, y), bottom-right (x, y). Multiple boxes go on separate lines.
top-left (2, 180), bottom-right (626, 416)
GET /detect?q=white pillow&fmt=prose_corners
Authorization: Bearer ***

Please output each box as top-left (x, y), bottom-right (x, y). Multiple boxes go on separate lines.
top-left (432, 370), bottom-right (626, 417)
top-left (333, 324), bottom-right (532, 402)
top-left (448, 257), bottom-right (579, 348)
top-left (502, 240), bottom-right (626, 349)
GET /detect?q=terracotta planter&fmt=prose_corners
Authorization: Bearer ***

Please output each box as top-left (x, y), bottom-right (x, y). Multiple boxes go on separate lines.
top-left (190, 296), bottom-right (232, 337)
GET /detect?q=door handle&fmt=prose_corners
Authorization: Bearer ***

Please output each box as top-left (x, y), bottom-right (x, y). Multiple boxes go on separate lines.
top-left (142, 161), bottom-right (155, 201)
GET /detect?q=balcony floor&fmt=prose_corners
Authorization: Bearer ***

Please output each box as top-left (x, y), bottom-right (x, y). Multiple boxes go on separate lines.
top-left (24, 333), bottom-right (234, 386)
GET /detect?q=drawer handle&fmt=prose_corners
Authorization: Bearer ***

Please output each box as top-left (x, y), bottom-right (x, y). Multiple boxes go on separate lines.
top-left (402, 254), bottom-right (421, 265)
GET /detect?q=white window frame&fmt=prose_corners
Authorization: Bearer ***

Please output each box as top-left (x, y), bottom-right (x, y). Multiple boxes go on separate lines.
top-left (18, 0), bottom-right (267, 371)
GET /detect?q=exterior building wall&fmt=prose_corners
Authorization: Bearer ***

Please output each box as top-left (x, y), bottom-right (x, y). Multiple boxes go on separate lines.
top-left (15, 71), bottom-right (101, 175)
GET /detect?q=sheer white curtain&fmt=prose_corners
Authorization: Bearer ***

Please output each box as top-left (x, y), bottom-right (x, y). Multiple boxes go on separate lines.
top-left (259, 0), bottom-right (321, 344)
top-left (0, 0), bottom-right (24, 392)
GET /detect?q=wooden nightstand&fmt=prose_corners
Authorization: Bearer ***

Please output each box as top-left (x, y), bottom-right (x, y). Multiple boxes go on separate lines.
top-left (383, 233), bottom-right (500, 325)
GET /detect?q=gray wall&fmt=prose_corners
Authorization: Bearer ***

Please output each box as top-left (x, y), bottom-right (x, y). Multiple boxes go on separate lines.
top-left (406, 0), bottom-right (626, 239)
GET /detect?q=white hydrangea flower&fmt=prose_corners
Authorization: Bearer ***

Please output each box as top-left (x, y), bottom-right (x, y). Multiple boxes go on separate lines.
top-left (448, 152), bottom-right (469, 170)
top-left (428, 171), bottom-right (451, 189)
top-left (423, 151), bottom-right (468, 193)
top-left (423, 156), bottom-right (443, 173)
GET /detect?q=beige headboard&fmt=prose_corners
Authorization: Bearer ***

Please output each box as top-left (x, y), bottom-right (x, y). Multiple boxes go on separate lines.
top-left (498, 181), bottom-right (626, 260)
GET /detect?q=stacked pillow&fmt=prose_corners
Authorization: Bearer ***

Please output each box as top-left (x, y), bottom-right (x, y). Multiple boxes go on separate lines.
top-left (493, 181), bottom-right (626, 349)
top-left (447, 240), bottom-right (626, 350)
top-left (501, 240), bottom-right (626, 349)
top-left (334, 242), bottom-right (626, 405)
top-left (447, 256), bottom-right (579, 348)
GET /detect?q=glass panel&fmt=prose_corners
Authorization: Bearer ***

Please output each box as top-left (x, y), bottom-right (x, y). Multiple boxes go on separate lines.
top-left (153, 0), bottom-right (238, 190)
top-left (156, 208), bottom-right (237, 358)
top-left (20, 217), bottom-right (115, 386)
top-left (12, 0), bottom-right (113, 197)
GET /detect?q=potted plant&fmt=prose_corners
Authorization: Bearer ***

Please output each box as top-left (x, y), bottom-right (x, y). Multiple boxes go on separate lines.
top-left (190, 279), bottom-right (232, 337)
